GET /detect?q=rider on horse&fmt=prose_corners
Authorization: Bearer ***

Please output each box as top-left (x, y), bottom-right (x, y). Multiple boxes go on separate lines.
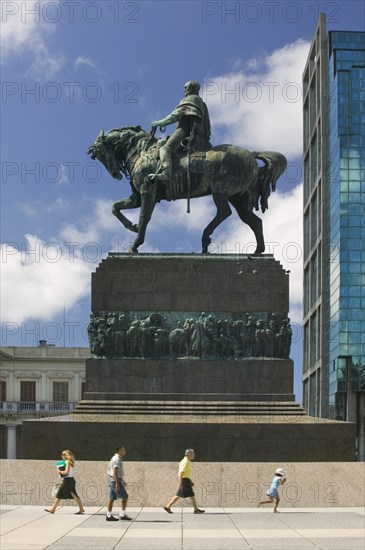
top-left (150, 81), bottom-right (212, 185)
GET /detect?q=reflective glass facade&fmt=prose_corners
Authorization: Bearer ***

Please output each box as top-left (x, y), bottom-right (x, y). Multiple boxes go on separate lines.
top-left (328, 32), bottom-right (365, 419)
top-left (303, 16), bottom-right (365, 422)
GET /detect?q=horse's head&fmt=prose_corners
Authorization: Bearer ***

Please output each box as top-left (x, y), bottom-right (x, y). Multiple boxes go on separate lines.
top-left (87, 126), bottom-right (148, 180)
top-left (87, 129), bottom-right (124, 180)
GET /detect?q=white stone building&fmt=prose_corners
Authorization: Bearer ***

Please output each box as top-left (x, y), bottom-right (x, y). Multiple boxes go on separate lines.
top-left (0, 343), bottom-right (90, 458)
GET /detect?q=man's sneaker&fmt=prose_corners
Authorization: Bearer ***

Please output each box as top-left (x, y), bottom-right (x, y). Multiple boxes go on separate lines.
top-left (120, 515), bottom-right (132, 521)
top-left (194, 509), bottom-right (205, 514)
top-left (106, 515), bottom-right (118, 521)
top-left (164, 507), bottom-right (173, 514)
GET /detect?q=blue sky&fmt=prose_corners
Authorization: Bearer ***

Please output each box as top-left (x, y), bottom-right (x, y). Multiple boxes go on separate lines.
top-left (1, 0), bottom-right (364, 401)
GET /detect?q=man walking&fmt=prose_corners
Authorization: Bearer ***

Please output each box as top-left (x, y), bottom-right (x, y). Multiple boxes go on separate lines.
top-left (164, 448), bottom-right (205, 514)
top-left (106, 446), bottom-right (132, 521)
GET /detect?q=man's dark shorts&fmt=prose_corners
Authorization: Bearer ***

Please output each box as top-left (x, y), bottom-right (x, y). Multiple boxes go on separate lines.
top-left (176, 478), bottom-right (194, 498)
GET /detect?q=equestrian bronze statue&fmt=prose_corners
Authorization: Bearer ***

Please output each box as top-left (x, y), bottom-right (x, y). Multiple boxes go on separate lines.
top-left (86, 82), bottom-right (287, 253)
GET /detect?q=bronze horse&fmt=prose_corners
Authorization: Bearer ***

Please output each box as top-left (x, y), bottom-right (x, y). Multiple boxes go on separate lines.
top-left (87, 126), bottom-right (287, 253)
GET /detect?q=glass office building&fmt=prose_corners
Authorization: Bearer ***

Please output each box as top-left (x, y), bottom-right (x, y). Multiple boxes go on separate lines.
top-left (302, 14), bottom-right (365, 456)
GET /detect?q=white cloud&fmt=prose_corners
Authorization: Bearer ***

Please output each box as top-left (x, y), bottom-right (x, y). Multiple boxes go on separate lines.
top-left (1, 0), bottom-right (65, 77)
top-left (259, 184), bottom-right (303, 322)
top-left (16, 197), bottom-right (70, 218)
top-left (74, 56), bottom-right (97, 70)
top-left (2, 198), bottom-right (115, 324)
top-left (204, 39), bottom-right (310, 158)
top-left (149, 196), bottom-right (215, 233)
top-left (59, 199), bottom-right (114, 246)
top-left (26, 47), bottom-right (65, 79)
top-left (1, 235), bottom-right (91, 324)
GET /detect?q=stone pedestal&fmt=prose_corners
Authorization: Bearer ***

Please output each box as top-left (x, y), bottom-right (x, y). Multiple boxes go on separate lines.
top-left (21, 254), bottom-right (356, 461)
top-left (91, 252), bottom-right (288, 312)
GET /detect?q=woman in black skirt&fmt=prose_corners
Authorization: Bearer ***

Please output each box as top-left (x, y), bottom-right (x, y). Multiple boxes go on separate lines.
top-left (45, 450), bottom-right (85, 514)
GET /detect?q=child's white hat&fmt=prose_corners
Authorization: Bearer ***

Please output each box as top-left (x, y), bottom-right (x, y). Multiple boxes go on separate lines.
top-left (275, 468), bottom-right (285, 475)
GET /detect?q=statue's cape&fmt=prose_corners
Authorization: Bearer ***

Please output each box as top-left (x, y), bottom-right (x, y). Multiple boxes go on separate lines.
top-left (171, 94), bottom-right (211, 148)
top-left (172, 94), bottom-right (207, 119)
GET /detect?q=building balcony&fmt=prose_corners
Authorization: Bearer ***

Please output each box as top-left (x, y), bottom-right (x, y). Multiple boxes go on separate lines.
top-left (0, 401), bottom-right (78, 414)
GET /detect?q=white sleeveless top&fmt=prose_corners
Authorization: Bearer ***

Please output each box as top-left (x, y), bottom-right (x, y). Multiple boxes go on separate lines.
top-left (64, 465), bottom-right (74, 478)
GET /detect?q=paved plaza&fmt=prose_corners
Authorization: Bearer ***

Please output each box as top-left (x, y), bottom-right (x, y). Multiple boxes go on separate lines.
top-left (1, 505), bottom-right (364, 550)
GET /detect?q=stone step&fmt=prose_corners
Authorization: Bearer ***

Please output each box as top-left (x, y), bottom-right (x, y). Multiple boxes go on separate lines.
top-left (84, 392), bottom-right (296, 403)
top-left (73, 400), bottom-right (307, 416)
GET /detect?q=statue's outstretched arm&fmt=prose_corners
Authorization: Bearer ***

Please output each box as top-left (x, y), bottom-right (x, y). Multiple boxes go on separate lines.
top-left (151, 109), bottom-right (180, 131)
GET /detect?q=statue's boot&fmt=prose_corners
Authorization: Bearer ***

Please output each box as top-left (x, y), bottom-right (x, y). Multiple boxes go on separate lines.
top-left (148, 146), bottom-right (171, 183)
top-left (158, 145), bottom-right (173, 184)
top-left (148, 146), bottom-right (175, 199)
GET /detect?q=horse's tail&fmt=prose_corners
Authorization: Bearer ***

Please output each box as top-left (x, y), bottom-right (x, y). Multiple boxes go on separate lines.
top-left (251, 151), bottom-right (287, 213)
top-left (253, 151), bottom-right (287, 191)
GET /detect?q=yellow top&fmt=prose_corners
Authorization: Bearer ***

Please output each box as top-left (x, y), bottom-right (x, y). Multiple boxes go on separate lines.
top-left (178, 456), bottom-right (192, 479)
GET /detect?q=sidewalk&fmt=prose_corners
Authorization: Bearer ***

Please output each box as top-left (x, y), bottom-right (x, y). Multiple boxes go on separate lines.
top-left (1, 506), bottom-right (364, 550)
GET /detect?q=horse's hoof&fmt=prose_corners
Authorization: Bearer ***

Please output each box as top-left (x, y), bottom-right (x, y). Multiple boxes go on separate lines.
top-left (202, 236), bottom-right (211, 254)
top-left (127, 224), bottom-right (138, 233)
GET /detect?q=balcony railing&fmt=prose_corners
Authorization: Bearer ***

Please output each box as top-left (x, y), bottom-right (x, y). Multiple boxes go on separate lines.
top-left (0, 401), bottom-right (78, 413)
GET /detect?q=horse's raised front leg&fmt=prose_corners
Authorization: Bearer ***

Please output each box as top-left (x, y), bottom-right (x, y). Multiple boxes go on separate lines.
top-left (112, 194), bottom-right (141, 233)
top-left (128, 191), bottom-right (157, 253)
top-left (202, 192), bottom-right (232, 253)
top-left (229, 194), bottom-right (265, 254)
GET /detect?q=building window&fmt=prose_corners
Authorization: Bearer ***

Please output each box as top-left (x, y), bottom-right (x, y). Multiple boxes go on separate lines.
top-left (311, 191), bottom-right (318, 248)
top-left (310, 252), bottom-right (318, 307)
top-left (20, 381), bottom-right (36, 402)
top-left (53, 382), bottom-right (69, 402)
top-left (303, 379), bottom-right (309, 412)
top-left (20, 381), bottom-right (36, 410)
top-left (309, 373), bottom-right (317, 417)
top-left (335, 393), bottom-right (346, 421)
top-left (0, 380), bottom-right (6, 401)
top-left (303, 323), bottom-right (309, 372)
top-left (310, 313), bottom-right (318, 366)
top-left (304, 267), bottom-right (310, 312)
